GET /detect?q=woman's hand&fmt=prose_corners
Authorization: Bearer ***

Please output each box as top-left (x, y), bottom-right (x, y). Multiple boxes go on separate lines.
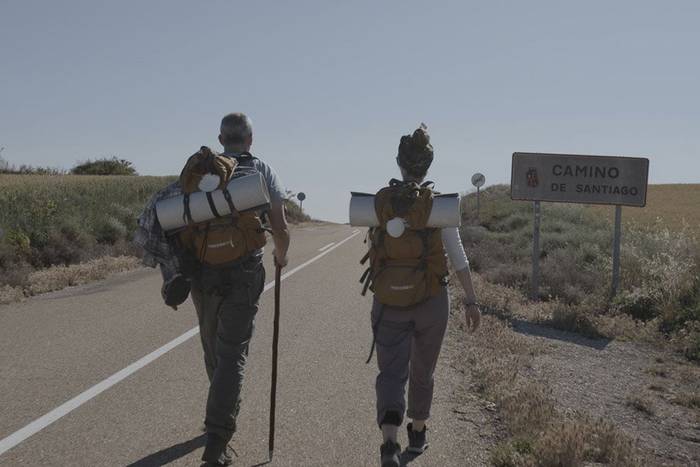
top-left (464, 302), bottom-right (481, 331)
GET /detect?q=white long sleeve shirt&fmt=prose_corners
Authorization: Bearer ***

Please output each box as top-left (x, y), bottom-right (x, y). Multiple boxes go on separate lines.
top-left (441, 227), bottom-right (470, 272)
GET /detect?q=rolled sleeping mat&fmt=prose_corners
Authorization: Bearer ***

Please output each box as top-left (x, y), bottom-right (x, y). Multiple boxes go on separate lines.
top-left (349, 192), bottom-right (461, 228)
top-left (156, 172), bottom-right (271, 232)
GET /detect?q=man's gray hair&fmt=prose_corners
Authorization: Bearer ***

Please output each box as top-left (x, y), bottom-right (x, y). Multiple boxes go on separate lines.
top-left (220, 113), bottom-right (253, 146)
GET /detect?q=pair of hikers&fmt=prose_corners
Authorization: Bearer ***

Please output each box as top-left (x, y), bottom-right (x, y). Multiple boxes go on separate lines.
top-left (135, 113), bottom-right (480, 467)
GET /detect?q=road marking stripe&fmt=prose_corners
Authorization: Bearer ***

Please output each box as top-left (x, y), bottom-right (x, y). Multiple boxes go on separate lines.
top-left (318, 242), bottom-right (335, 252)
top-left (0, 229), bottom-right (361, 457)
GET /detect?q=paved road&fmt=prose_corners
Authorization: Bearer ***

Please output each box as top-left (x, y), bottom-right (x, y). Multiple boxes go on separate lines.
top-left (0, 223), bottom-right (478, 466)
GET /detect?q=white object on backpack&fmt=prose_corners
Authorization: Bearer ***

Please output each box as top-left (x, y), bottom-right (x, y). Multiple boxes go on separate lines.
top-left (386, 218), bottom-right (407, 237)
top-left (198, 173), bottom-right (221, 192)
top-left (348, 192), bottom-right (461, 228)
top-left (156, 172), bottom-right (271, 231)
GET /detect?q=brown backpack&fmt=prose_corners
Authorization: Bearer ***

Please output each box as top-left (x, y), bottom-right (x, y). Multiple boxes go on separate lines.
top-left (360, 179), bottom-right (448, 307)
top-left (177, 147), bottom-right (267, 267)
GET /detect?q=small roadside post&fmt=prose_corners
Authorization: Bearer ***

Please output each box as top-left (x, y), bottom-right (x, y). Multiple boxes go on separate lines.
top-left (296, 192), bottom-right (306, 211)
top-left (511, 152), bottom-right (649, 300)
top-left (471, 172), bottom-right (486, 220)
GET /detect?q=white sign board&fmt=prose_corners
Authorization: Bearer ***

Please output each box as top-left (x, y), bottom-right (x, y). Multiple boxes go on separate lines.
top-left (511, 152), bottom-right (649, 207)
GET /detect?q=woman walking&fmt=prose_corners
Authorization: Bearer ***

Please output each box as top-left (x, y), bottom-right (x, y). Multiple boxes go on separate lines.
top-left (362, 125), bottom-right (481, 467)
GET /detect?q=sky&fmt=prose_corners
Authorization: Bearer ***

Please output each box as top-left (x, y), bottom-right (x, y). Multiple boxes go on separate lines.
top-left (1, 1), bottom-right (698, 222)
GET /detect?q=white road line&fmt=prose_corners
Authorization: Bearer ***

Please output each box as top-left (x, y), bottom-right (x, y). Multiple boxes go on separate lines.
top-left (0, 229), bottom-right (361, 457)
top-left (318, 242), bottom-right (335, 252)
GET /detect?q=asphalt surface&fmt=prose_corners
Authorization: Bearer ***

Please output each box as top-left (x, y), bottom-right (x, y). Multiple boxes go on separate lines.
top-left (0, 223), bottom-right (475, 466)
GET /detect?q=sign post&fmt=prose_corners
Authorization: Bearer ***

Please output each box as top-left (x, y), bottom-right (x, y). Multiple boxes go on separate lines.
top-left (532, 200), bottom-right (541, 299)
top-left (611, 205), bottom-right (622, 296)
top-left (296, 192), bottom-right (306, 211)
top-left (471, 173), bottom-right (486, 220)
top-left (511, 152), bottom-right (649, 299)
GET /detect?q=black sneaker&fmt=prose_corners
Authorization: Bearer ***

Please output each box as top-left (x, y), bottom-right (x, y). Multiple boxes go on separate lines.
top-left (201, 433), bottom-right (233, 466)
top-left (406, 423), bottom-right (428, 454)
top-left (380, 440), bottom-right (401, 467)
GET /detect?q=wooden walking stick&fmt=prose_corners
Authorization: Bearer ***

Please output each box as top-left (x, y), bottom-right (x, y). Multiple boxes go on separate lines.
top-left (269, 264), bottom-right (282, 460)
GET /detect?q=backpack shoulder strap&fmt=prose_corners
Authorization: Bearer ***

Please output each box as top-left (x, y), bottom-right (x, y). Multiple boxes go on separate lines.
top-left (232, 151), bottom-right (258, 164)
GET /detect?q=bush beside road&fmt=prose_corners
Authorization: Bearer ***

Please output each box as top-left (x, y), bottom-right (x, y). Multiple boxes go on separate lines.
top-left (0, 174), bottom-right (312, 304)
top-left (460, 184), bottom-right (700, 362)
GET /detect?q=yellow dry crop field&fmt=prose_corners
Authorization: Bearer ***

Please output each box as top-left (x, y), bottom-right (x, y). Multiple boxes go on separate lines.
top-left (589, 184), bottom-right (700, 233)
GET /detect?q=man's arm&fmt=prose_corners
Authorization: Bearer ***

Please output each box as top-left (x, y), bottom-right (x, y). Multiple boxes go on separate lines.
top-left (269, 199), bottom-right (290, 268)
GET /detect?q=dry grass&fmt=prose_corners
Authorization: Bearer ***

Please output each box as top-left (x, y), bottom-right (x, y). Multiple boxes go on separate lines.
top-left (625, 394), bottom-right (656, 416)
top-left (647, 366), bottom-right (670, 378)
top-left (461, 184), bottom-right (700, 362)
top-left (648, 383), bottom-right (667, 393)
top-left (0, 284), bottom-right (25, 304)
top-left (589, 184), bottom-right (700, 233)
top-left (671, 392), bottom-right (700, 410)
top-left (0, 256), bottom-right (141, 304)
top-left (449, 283), bottom-right (646, 466)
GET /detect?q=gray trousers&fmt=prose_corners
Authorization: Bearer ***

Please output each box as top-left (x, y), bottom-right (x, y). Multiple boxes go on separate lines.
top-left (190, 259), bottom-right (266, 442)
top-left (372, 287), bottom-right (449, 426)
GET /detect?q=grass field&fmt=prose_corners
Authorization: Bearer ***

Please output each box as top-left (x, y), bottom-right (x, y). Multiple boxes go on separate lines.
top-left (590, 184), bottom-right (700, 232)
top-left (0, 174), bottom-right (309, 298)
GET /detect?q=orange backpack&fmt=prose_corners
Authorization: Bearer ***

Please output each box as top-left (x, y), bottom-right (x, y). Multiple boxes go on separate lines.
top-left (360, 179), bottom-right (448, 307)
top-left (177, 147), bottom-right (267, 267)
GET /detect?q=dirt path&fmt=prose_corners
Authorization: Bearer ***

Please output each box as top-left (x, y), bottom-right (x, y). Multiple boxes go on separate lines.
top-left (514, 321), bottom-right (700, 466)
top-left (445, 291), bottom-right (700, 466)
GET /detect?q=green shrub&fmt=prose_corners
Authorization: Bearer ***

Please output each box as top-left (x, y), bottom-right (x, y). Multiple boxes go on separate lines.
top-left (72, 157), bottom-right (137, 176)
top-left (490, 442), bottom-right (520, 467)
top-left (460, 185), bottom-right (700, 360)
top-left (549, 304), bottom-right (603, 338)
top-left (5, 229), bottom-right (31, 255)
top-left (0, 174), bottom-right (173, 278)
top-left (0, 261), bottom-right (33, 288)
top-left (94, 216), bottom-right (128, 244)
top-left (614, 287), bottom-right (661, 321)
top-left (284, 199), bottom-right (311, 223)
top-left (34, 221), bottom-right (95, 267)
top-left (682, 330), bottom-right (700, 362)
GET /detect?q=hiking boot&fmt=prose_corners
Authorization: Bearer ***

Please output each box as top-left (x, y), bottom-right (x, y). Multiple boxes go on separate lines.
top-left (406, 423), bottom-right (428, 454)
top-left (202, 433), bottom-right (233, 466)
top-left (380, 440), bottom-right (401, 467)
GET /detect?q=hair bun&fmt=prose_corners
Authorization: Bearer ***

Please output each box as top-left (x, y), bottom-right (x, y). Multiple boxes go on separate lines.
top-left (411, 124), bottom-right (430, 148)
top-left (397, 123), bottom-right (434, 177)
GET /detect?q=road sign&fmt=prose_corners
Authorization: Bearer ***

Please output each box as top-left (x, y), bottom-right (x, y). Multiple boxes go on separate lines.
top-left (511, 152), bottom-right (649, 207)
top-left (471, 173), bottom-right (486, 220)
top-left (296, 192), bottom-right (306, 211)
top-left (511, 152), bottom-right (649, 299)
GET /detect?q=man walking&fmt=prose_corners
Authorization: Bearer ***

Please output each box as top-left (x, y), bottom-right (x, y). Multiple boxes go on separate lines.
top-left (136, 113), bottom-right (290, 466)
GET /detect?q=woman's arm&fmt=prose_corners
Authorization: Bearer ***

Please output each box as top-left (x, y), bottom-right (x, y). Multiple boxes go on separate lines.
top-left (441, 227), bottom-right (481, 331)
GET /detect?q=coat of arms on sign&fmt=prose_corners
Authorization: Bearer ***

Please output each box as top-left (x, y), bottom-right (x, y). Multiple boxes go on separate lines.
top-left (526, 167), bottom-right (539, 188)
